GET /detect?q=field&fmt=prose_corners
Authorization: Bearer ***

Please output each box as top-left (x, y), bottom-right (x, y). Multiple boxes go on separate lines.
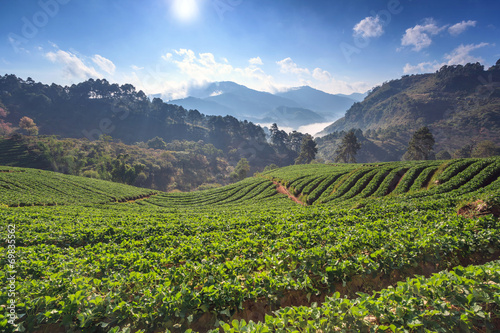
top-left (1, 158), bottom-right (499, 332)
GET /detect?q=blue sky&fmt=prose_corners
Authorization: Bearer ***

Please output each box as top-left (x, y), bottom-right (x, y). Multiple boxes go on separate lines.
top-left (0, 0), bottom-right (499, 100)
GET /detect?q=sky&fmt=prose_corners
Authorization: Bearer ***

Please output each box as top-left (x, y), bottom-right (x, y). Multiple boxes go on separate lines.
top-left (0, 0), bottom-right (499, 100)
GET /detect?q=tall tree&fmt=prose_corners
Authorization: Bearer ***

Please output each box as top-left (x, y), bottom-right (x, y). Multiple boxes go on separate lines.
top-left (269, 123), bottom-right (288, 149)
top-left (334, 130), bottom-right (361, 163)
top-left (295, 134), bottom-right (318, 164)
top-left (403, 126), bottom-right (435, 160)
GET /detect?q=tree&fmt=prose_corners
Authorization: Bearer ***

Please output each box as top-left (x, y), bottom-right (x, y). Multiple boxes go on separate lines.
top-left (0, 105), bottom-right (13, 136)
top-left (19, 116), bottom-right (38, 136)
top-left (334, 130), bottom-right (361, 163)
top-left (295, 134), bottom-right (318, 164)
top-left (403, 126), bottom-right (435, 160)
top-left (454, 144), bottom-right (474, 159)
top-left (147, 136), bottom-right (167, 150)
top-left (269, 123), bottom-right (288, 149)
top-left (230, 158), bottom-right (250, 181)
top-left (436, 150), bottom-right (452, 160)
top-left (472, 140), bottom-right (500, 158)
top-left (263, 164), bottom-right (279, 172)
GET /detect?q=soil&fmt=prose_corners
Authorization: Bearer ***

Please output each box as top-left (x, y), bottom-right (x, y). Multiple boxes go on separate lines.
top-left (273, 181), bottom-right (306, 206)
top-left (458, 200), bottom-right (500, 218)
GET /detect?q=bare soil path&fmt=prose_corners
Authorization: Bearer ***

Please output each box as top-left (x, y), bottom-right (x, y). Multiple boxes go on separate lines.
top-left (273, 181), bottom-right (306, 206)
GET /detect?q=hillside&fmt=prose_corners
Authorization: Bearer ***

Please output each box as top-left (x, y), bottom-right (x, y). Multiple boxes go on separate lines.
top-left (1, 158), bottom-right (499, 331)
top-left (0, 165), bottom-right (155, 206)
top-left (318, 61), bottom-right (500, 154)
top-left (0, 75), bottom-right (286, 171)
top-left (0, 135), bottom-right (235, 192)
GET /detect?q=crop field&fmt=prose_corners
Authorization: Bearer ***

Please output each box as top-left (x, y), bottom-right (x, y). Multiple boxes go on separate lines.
top-left (0, 158), bottom-right (499, 332)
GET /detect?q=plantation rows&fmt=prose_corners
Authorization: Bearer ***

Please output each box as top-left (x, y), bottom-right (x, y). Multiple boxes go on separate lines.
top-left (222, 261), bottom-right (500, 332)
top-left (1, 196), bottom-right (500, 331)
top-left (261, 157), bottom-right (500, 205)
top-left (144, 178), bottom-right (283, 208)
top-left (0, 167), bottom-right (155, 207)
top-left (0, 159), bottom-right (499, 332)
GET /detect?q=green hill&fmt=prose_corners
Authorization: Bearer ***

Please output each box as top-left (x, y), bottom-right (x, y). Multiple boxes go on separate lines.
top-left (0, 159), bottom-right (499, 332)
top-left (318, 61), bottom-right (500, 158)
top-left (0, 166), bottom-right (156, 207)
top-left (260, 158), bottom-right (500, 205)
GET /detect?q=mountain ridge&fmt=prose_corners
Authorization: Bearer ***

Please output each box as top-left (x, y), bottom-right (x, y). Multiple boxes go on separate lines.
top-left (169, 82), bottom-right (363, 128)
top-left (318, 61), bottom-right (500, 154)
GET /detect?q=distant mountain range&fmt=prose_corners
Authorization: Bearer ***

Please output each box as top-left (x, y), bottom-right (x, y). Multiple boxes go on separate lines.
top-left (168, 81), bottom-right (365, 129)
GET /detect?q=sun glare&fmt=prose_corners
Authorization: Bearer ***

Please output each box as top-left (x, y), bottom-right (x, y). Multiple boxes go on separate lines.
top-left (171, 0), bottom-right (199, 22)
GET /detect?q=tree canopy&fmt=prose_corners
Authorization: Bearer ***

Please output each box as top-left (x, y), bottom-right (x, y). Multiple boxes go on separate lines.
top-left (403, 126), bottom-right (435, 161)
top-left (334, 130), bottom-right (361, 163)
top-left (295, 134), bottom-right (318, 165)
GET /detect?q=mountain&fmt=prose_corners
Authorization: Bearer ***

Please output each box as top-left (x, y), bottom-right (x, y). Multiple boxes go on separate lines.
top-left (318, 61), bottom-right (500, 154)
top-left (171, 81), bottom-right (301, 119)
top-left (336, 92), bottom-right (368, 102)
top-left (169, 82), bottom-right (359, 128)
top-left (275, 86), bottom-right (358, 119)
top-left (168, 96), bottom-right (234, 117)
top-left (261, 106), bottom-right (326, 128)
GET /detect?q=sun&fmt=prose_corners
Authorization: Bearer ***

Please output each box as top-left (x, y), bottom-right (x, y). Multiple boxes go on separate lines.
top-left (171, 0), bottom-right (200, 22)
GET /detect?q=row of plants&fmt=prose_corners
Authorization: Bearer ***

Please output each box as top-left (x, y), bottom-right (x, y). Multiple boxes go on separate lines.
top-left (0, 166), bottom-right (154, 207)
top-left (2, 196), bottom-right (499, 331)
top-left (221, 260), bottom-right (500, 332)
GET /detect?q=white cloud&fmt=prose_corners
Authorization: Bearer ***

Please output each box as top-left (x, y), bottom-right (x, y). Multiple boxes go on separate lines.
top-left (276, 57), bottom-right (310, 75)
top-left (402, 42), bottom-right (490, 74)
top-left (249, 57), bottom-right (263, 66)
top-left (353, 16), bottom-right (384, 38)
top-left (403, 61), bottom-right (443, 74)
top-left (401, 19), bottom-right (446, 51)
top-left (312, 68), bottom-right (332, 81)
top-left (298, 122), bottom-right (338, 137)
top-left (131, 65), bottom-right (144, 71)
top-left (45, 49), bottom-right (101, 80)
top-left (448, 20), bottom-right (477, 36)
top-left (444, 42), bottom-right (489, 65)
top-left (127, 49), bottom-right (371, 100)
top-left (162, 52), bottom-right (173, 61)
top-left (167, 49), bottom-right (234, 80)
top-left (92, 54), bottom-right (116, 75)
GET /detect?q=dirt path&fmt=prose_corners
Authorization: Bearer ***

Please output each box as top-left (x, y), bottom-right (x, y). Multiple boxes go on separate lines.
top-left (273, 181), bottom-right (306, 206)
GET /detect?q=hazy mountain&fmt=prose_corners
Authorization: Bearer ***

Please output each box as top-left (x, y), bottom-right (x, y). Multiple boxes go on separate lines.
top-left (168, 96), bottom-right (234, 117)
top-left (276, 86), bottom-right (358, 119)
top-left (171, 82), bottom-right (359, 128)
top-left (261, 106), bottom-right (326, 128)
top-left (336, 92), bottom-right (368, 102)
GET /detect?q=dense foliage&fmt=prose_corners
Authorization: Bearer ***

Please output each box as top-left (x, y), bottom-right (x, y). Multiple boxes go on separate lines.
top-left (0, 135), bottom-right (230, 192)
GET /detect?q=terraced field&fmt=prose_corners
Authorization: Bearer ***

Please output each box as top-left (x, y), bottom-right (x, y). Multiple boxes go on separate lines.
top-left (0, 166), bottom-right (156, 206)
top-left (0, 158), bottom-right (499, 332)
top-left (260, 158), bottom-right (500, 206)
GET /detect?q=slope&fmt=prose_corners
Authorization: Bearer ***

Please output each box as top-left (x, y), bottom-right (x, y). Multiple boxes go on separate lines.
top-left (276, 85), bottom-right (358, 119)
top-left (0, 166), bottom-right (156, 206)
top-left (318, 61), bottom-right (500, 152)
